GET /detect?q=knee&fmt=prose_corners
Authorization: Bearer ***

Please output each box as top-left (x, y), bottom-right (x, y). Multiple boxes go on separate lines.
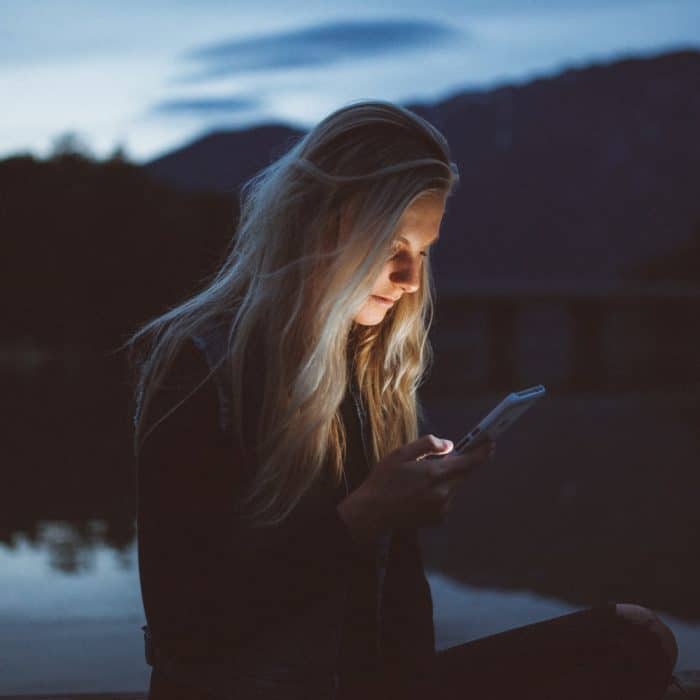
top-left (614, 603), bottom-right (678, 672)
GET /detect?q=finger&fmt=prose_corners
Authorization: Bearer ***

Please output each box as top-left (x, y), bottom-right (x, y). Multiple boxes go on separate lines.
top-left (432, 441), bottom-right (493, 481)
top-left (396, 434), bottom-right (453, 463)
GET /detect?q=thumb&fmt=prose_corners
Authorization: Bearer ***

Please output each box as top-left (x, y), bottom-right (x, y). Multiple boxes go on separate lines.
top-left (397, 434), bottom-right (453, 463)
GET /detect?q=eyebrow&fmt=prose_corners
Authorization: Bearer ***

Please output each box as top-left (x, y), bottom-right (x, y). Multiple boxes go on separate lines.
top-left (397, 234), bottom-right (440, 246)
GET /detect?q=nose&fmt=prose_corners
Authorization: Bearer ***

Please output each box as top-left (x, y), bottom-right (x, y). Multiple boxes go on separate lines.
top-left (390, 257), bottom-right (421, 294)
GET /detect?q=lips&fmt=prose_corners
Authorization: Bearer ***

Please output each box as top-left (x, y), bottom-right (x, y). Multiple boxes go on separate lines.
top-left (372, 295), bottom-right (398, 304)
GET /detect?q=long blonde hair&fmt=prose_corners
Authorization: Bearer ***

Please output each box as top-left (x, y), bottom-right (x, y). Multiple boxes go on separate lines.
top-left (124, 99), bottom-right (460, 528)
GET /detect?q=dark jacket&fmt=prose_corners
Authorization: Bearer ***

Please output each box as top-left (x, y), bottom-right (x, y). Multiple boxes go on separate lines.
top-left (135, 315), bottom-right (435, 698)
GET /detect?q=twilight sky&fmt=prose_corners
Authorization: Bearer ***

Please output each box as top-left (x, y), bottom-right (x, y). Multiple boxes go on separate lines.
top-left (2, 0), bottom-right (698, 164)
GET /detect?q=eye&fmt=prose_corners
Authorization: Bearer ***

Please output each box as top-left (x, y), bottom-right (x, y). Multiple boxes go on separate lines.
top-left (387, 245), bottom-right (428, 261)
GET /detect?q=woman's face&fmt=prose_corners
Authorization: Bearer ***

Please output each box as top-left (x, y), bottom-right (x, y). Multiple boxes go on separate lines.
top-left (353, 191), bottom-right (446, 326)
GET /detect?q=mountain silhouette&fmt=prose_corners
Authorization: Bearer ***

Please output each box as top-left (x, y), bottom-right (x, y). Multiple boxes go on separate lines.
top-left (144, 48), bottom-right (700, 291)
top-left (2, 48), bottom-right (698, 354)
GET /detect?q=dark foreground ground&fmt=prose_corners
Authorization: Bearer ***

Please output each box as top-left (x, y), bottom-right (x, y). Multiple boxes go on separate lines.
top-left (1, 669), bottom-right (698, 698)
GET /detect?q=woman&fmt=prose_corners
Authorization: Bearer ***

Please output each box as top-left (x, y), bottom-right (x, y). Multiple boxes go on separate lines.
top-left (126, 100), bottom-right (678, 699)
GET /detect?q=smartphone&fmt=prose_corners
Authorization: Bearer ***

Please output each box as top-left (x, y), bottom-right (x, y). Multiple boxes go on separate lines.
top-left (427, 384), bottom-right (546, 459)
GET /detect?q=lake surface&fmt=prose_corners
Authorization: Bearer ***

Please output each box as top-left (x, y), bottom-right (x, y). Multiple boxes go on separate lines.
top-left (2, 382), bottom-right (698, 693)
top-left (1, 531), bottom-right (699, 694)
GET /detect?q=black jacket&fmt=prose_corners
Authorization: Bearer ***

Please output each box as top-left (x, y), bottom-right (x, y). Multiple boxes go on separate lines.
top-left (135, 315), bottom-right (435, 697)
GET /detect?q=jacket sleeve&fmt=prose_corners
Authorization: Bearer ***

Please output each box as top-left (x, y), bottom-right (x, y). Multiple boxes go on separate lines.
top-left (136, 337), bottom-right (372, 650)
top-left (378, 527), bottom-right (436, 673)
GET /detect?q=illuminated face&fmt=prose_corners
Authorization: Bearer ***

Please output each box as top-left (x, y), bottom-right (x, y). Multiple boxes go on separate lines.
top-left (353, 191), bottom-right (446, 326)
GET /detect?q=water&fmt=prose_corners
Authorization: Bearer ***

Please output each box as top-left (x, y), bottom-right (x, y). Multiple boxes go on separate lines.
top-left (1, 534), bottom-right (699, 694)
top-left (1, 381), bottom-right (698, 694)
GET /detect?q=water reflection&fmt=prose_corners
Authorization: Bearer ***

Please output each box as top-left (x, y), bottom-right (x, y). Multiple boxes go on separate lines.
top-left (2, 383), bottom-right (699, 620)
top-left (3, 519), bottom-right (136, 573)
top-left (2, 349), bottom-right (698, 693)
top-left (1, 536), bottom-right (698, 695)
top-left (37, 520), bottom-right (136, 573)
top-left (0, 535), bottom-right (146, 694)
top-left (0, 532), bottom-right (140, 623)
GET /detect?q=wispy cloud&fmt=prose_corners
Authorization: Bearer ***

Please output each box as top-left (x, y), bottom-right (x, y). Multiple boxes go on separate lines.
top-left (151, 95), bottom-right (260, 116)
top-left (173, 18), bottom-right (465, 83)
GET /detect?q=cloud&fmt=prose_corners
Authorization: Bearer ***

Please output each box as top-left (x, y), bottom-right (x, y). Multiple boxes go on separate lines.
top-left (150, 95), bottom-right (260, 115)
top-left (173, 17), bottom-right (465, 83)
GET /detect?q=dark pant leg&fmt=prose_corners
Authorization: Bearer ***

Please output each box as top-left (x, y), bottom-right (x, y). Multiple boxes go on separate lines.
top-left (342, 603), bottom-right (673, 700)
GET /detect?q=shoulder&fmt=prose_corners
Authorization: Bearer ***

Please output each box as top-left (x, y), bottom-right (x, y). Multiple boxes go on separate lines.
top-left (134, 313), bottom-right (265, 449)
top-left (135, 336), bottom-right (220, 446)
top-left (189, 312), bottom-right (266, 413)
top-left (135, 313), bottom-right (237, 451)
top-left (188, 314), bottom-right (242, 436)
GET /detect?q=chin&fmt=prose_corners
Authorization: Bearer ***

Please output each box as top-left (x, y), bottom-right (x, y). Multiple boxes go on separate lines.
top-left (353, 309), bottom-right (388, 326)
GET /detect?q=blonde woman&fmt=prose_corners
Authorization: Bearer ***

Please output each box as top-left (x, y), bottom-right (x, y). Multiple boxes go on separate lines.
top-left (126, 100), bottom-right (677, 699)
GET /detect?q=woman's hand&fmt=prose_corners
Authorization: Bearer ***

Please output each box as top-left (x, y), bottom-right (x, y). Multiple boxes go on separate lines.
top-left (337, 434), bottom-right (495, 549)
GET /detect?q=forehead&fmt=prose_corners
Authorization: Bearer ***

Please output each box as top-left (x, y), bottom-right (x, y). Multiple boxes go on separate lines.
top-left (396, 193), bottom-right (445, 241)
top-left (399, 192), bottom-right (445, 224)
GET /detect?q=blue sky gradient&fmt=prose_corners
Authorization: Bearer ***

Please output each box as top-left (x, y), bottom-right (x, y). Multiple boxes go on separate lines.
top-left (2, 0), bottom-right (698, 163)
